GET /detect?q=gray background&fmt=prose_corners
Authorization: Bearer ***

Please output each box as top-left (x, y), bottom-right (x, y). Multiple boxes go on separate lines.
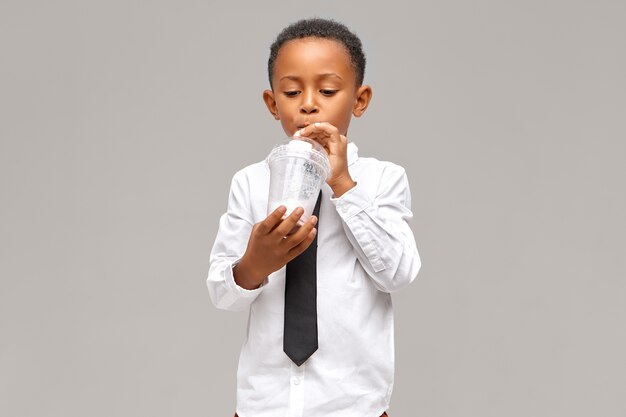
top-left (1, 0), bottom-right (624, 416)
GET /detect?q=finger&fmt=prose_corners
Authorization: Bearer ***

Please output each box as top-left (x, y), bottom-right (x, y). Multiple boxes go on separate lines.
top-left (311, 121), bottom-right (338, 133)
top-left (258, 205), bottom-right (287, 234)
top-left (286, 226), bottom-right (318, 258)
top-left (295, 131), bottom-right (329, 153)
top-left (297, 122), bottom-right (338, 140)
top-left (281, 215), bottom-right (317, 249)
top-left (299, 122), bottom-right (331, 139)
top-left (304, 124), bottom-right (344, 152)
top-left (271, 206), bottom-right (305, 238)
top-left (286, 224), bottom-right (301, 236)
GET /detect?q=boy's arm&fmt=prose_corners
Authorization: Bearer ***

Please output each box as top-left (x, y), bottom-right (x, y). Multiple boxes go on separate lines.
top-left (294, 122), bottom-right (420, 292)
top-left (207, 171), bottom-right (267, 311)
top-left (330, 164), bottom-right (421, 293)
top-left (207, 170), bottom-right (318, 311)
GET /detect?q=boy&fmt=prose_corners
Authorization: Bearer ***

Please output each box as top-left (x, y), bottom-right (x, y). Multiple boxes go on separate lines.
top-left (207, 18), bottom-right (421, 417)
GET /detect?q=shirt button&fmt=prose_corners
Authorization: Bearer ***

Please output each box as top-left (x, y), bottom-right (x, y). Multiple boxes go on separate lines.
top-left (293, 378), bottom-right (300, 385)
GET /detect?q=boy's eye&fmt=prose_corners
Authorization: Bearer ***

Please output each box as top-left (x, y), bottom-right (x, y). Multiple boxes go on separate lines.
top-left (283, 91), bottom-right (300, 97)
top-left (320, 89), bottom-right (337, 96)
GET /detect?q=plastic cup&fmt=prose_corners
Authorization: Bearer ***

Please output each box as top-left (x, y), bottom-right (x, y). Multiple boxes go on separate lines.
top-left (266, 137), bottom-right (331, 226)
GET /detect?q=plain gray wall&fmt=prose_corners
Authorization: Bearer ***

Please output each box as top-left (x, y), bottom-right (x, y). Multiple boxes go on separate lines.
top-left (1, 0), bottom-right (624, 416)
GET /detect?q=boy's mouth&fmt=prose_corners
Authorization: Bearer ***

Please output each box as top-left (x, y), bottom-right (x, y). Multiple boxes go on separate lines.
top-left (295, 121), bottom-right (314, 130)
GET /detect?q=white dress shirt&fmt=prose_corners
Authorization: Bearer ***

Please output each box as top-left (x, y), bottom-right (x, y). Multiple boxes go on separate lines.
top-left (207, 142), bottom-right (421, 417)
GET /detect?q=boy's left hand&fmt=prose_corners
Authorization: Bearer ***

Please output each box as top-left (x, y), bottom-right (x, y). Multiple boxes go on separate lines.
top-left (295, 122), bottom-right (356, 198)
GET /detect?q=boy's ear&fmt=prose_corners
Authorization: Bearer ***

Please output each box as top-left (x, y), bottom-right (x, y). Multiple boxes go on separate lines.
top-left (263, 89), bottom-right (281, 120)
top-left (353, 85), bottom-right (372, 118)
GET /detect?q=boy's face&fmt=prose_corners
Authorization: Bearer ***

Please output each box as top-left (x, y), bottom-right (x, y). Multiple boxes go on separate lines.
top-left (263, 37), bottom-right (372, 137)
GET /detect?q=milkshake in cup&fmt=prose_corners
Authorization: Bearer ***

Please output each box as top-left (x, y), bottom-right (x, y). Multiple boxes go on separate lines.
top-left (266, 137), bottom-right (331, 226)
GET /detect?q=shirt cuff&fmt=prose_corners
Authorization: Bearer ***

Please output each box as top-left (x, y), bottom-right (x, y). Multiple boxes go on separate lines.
top-left (329, 181), bottom-right (371, 220)
top-left (225, 257), bottom-right (269, 298)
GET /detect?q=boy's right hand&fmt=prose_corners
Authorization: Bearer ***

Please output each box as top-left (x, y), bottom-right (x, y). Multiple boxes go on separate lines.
top-left (233, 206), bottom-right (318, 290)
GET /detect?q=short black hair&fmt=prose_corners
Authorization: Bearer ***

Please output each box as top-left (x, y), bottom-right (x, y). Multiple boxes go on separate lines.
top-left (268, 18), bottom-right (366, 88)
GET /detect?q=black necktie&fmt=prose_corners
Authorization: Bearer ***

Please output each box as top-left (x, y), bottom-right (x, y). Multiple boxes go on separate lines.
top-left (283, 191), bottom-right (322, 366)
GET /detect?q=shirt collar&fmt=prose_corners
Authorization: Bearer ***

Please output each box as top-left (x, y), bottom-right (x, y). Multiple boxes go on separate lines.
top-left (347, 141), bottom-right (359, 166)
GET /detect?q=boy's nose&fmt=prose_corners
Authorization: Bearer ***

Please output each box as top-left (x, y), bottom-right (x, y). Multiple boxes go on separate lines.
top-left (300, 104), bottom-right (318, 114)
top-left (300, 92), bottom-right (318, 114)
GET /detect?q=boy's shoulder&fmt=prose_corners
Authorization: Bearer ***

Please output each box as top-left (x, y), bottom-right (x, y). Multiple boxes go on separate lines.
top-left (226, 160), bottom-right (274, 199)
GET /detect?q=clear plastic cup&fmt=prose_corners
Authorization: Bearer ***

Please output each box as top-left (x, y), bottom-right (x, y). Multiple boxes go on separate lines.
top-left (266, 137), bottom-right (331, 226)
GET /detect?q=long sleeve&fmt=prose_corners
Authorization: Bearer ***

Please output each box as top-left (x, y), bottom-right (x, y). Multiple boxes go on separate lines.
top-left (330, 164), bottom-right (421, 293)
top-left (206, 170), bottom-right (268, 311)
